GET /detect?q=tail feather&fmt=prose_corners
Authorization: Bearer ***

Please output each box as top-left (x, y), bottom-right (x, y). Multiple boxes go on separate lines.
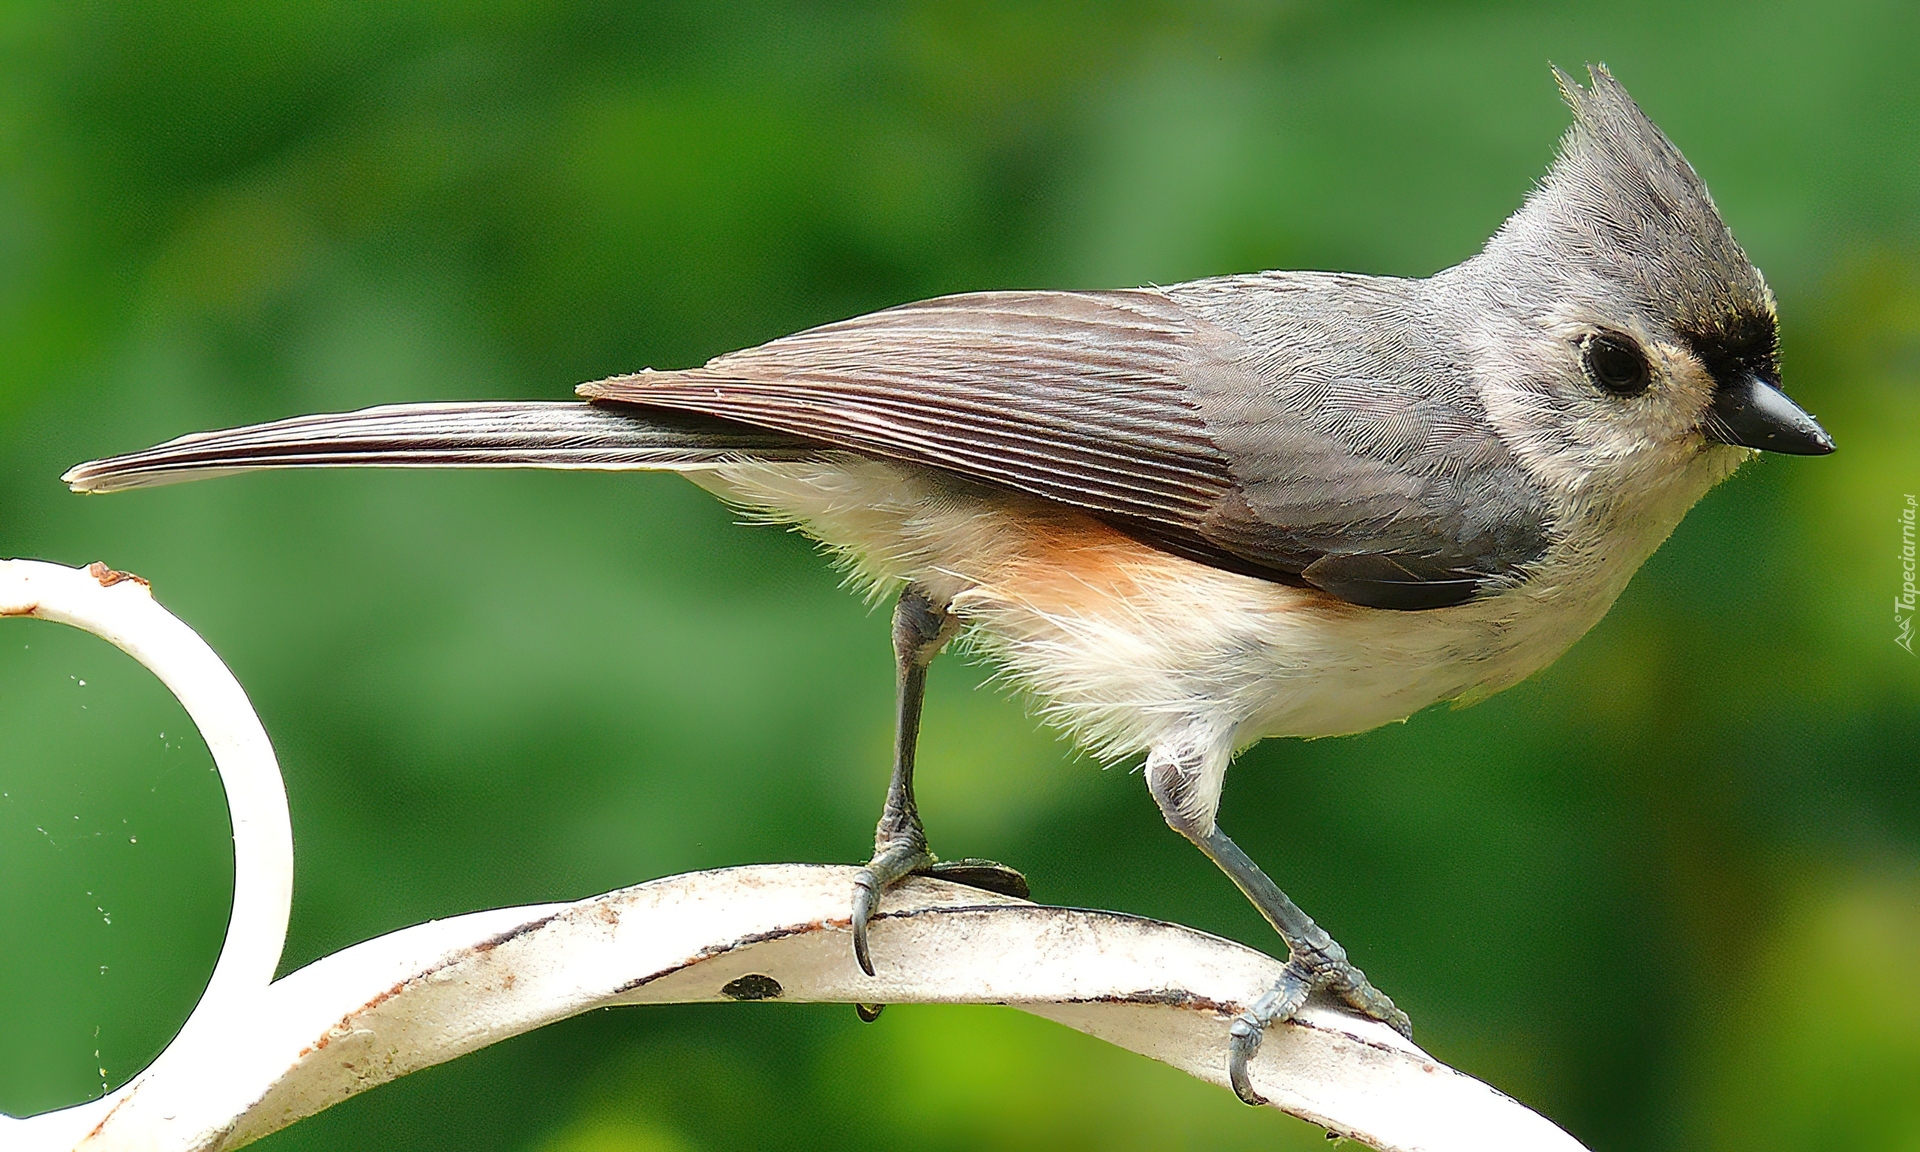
top-left (62, 401), bottom-right (820, 493)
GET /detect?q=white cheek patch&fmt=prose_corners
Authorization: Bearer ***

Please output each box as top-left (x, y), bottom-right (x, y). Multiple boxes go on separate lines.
top-left (1463, 301), bottom-right (1730, 502)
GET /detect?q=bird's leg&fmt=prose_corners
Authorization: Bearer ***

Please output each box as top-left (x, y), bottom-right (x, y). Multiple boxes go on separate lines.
top-left (848, 587), bottom-right (944, 976)
top-left (1146, 741), bottom-right (1410, 1106)
top-left (849, 585), bottom-right (1027, 978)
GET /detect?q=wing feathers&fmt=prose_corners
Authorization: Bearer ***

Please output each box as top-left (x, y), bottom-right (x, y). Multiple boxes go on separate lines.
top-left (68, 285), bottom-right (1553, 611)
top-left (582, 291), bottom-right (1240, 524)
top-left (581, 286), bottom-right (1552, 608)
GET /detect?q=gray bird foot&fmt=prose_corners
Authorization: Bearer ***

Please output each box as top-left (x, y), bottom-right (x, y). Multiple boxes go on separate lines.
top-left (850, 835), bottom-right (932, 977)
top-left (1227, 942), bottom-right (1411, 1106)
top-left (850, 840), bottom-right (1028, 977)
top-left (849, 856), bottom-right (1028, 1026)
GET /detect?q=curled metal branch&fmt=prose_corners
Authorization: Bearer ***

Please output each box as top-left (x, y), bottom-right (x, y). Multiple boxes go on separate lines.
top-left (0, 560), bottom-right (1588, 1152)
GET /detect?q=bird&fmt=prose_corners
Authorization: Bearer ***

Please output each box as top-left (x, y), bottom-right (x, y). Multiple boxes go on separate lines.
top-left (62, 65), bottom-right (1832, 1104)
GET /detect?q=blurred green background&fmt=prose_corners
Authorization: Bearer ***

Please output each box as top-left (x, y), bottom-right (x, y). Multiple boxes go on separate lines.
top-left (3, 2), bottom-right (1917, 1149)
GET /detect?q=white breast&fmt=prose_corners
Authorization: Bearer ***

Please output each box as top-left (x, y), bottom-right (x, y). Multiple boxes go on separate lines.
top-left (694, 448), bottom-right (1731, 761)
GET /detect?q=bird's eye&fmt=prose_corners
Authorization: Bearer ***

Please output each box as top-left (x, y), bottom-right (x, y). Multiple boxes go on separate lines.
top-left (1581, 332), bottom-right (1652, 397)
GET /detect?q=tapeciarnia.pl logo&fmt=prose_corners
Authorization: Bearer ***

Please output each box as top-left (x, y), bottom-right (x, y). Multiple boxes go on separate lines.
top-left (1899, 494), bottom-right (1917, 654)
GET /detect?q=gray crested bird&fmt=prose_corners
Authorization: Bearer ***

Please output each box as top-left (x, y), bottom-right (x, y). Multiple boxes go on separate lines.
top-left (64, 66), bottom-right (1832, 1103)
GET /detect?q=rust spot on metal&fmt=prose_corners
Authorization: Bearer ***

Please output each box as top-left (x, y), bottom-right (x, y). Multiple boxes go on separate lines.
top-left (469, 910), bottom-right (565, 954)
top-left (87, 561), bottom-right (149, 589)
top-left (302, 975), bottom-right (414, 1057)
top-left (721, 921), bottom-right (826, 952)
top-left (1067, 987), bottom-right (1239, 1016)
top-left (874, 902), bottom-right (1089, 929)
top-left (353, 977), bottom-right (412, 1017)
top-left (719, 973), bottom-right (783, 1001)
top-left (84, 1092), bottom-right (132, 1140)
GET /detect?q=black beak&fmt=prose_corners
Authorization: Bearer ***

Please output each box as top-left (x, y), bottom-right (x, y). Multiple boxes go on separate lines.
top-left (1706, 376), bottom-right (1834, 455)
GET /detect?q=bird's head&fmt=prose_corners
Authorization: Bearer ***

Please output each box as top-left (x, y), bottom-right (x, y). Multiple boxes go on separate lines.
top-left (1461, 65), bottom-right (1831, 507)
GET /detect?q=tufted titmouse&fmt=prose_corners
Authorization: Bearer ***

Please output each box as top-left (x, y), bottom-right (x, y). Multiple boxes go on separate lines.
top-left (64, 66), bottom-right (1832, 1102)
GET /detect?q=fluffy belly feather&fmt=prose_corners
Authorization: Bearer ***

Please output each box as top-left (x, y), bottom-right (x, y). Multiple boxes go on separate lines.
top-left (694, 456), bottom-right (1636, 760)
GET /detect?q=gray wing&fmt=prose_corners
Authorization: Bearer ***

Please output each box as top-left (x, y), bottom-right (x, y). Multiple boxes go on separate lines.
top-left (581, 285), bottom-right (1552, 609)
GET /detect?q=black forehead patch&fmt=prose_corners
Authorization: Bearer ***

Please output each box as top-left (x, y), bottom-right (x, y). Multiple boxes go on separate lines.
top-left (1679, 308), bottom-right (1779, 389)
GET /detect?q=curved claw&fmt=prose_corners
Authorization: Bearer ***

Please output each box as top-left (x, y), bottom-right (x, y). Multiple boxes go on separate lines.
top-left (852, 851), bottom-right (1020, 976)
top-left (1227, 1014), bottom-right (1268, 1105)
top-left (1226, 964), bottom-right (1313, 1106)
top-left (850, 868), bottom-right (881, 976)
top-left (851, 847), bottom-right (1003, 974)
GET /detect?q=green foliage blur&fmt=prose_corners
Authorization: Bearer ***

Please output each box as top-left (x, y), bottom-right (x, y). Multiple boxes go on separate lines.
top-left (3, 3), bottom-right (1916, 1149)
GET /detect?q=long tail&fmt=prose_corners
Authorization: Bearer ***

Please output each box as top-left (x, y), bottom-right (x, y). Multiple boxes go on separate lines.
top-left (62, 401), bottom-right (820, 494)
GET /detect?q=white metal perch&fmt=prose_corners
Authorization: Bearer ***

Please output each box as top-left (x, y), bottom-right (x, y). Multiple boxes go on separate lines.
top-left (0, 558), bottom-right (1588, 1152)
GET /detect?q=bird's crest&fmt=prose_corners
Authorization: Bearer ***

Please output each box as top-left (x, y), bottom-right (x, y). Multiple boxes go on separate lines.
top-left (1493, 64), bottom-right (1778, 383)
